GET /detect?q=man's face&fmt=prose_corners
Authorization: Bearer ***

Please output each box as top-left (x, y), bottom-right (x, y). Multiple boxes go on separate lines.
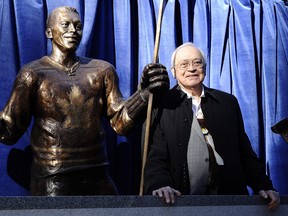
top-left (172, 46), bottom-right (205, 91)
top-left (48, 11), bottom-right (82, 52)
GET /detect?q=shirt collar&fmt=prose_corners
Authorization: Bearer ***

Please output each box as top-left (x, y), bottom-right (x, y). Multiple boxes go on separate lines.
top-left (180, 85), bottom-right (205, 99)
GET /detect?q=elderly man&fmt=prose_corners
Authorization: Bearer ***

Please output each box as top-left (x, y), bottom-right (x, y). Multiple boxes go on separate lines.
top-left (144, 42), bottom-right (280, 210)
top-left (0, 6), bottom-right (169, 196)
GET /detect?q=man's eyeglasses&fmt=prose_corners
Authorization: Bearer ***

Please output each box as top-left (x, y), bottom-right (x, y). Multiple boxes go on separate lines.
top-left (175, 58), bottom-right (204, 70)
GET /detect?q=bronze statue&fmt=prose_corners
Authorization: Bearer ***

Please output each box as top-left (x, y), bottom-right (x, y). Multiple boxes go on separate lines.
top-left (0, 6), bottom-right (169, 195)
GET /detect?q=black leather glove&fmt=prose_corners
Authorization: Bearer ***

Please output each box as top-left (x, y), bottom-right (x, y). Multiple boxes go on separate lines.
top-left (138, 63), bottom-right (170, 101)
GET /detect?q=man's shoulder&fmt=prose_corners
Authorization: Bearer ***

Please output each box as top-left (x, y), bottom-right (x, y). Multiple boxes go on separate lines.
top-left (205, 86), bottom-right (235, 99)
top-left (204, 86), bottom-right (238, 105)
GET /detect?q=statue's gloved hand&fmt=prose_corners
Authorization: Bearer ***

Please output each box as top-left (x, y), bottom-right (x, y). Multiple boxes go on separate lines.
top-left (138, 63), bottom-right (170, 101)
top-left (125, 63), bottom-right (169, 121)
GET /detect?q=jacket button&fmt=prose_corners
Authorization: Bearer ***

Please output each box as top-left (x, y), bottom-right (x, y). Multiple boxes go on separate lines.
top-left (205, 158), bottom-right (209, 162)
top-left (183, 118), bottom-right (188, 122)
top-left (177, 142), bottom-right (182, 146)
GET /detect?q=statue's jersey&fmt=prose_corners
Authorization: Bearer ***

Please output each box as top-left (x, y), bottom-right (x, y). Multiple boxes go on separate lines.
top-left (0, 56), bottom-right (135, 177)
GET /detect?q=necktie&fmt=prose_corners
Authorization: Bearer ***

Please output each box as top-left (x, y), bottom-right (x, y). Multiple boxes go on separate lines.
top-left (197, 118), bottom-right (223, 194)
top-left (197, 118), bottom-right (224, 165)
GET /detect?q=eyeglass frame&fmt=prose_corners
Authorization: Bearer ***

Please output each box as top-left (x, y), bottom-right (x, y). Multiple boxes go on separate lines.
top-left (173, 58), bottom-right (205, 70)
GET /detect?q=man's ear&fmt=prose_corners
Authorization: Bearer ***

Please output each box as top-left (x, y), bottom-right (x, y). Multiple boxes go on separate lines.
top-left (45, 28), bottom-right (52, 39)
top-left (171, 67), bottom-right (176, 78)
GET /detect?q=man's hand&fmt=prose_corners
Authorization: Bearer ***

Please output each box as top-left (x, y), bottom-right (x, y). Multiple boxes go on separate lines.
top-left (139, 63), bottom-right (170, 101)
top-left (259, 190), bottom-right (280, 210)
top-left (152, 186), bottom-right (181, 204)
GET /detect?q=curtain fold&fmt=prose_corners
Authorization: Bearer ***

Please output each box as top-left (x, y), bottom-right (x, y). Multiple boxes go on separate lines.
top-left (13, 0), bottom-right (46, 66)
top-left (0, 0), bottom-right (30, 196)
top-left (112, 0), bottom-right (136, 195)
top-left (261, 0), bottom-right (288, 193)
top-left (0, 0), bottom-right (287, 195)
top-left (209, 0), bottom-right (231, 91)
top-left (229, 0), bottom-right (261, 155)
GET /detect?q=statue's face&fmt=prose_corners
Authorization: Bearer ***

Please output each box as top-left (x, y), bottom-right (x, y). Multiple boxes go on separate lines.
top-left (49, 10), bottom-right (82, 52)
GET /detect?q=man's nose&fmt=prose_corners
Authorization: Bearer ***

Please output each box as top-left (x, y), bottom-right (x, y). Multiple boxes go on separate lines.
top-left (187, 62), bottom-right (196, 71)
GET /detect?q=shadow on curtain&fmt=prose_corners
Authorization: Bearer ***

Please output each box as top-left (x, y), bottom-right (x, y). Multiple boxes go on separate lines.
top-left (0, 0), bottom-right (287, 195)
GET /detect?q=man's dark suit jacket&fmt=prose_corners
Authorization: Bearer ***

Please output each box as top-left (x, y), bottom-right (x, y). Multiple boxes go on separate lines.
top-left (144, 85), bottom-right (275, 195)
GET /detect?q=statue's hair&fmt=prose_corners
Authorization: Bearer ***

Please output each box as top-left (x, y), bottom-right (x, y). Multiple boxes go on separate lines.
top-left (46, 6), bottom-right (80, 28)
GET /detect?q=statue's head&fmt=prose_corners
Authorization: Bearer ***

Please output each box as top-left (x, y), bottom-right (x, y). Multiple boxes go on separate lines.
top-left (45, 6), bottom-right (82, 52)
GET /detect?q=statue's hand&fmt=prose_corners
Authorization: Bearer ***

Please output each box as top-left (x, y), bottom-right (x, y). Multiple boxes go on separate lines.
top-left (139, 63), bottom-right (170, 101)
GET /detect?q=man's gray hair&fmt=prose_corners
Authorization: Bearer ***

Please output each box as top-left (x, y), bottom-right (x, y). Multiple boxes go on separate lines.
top-left (170, 42), bottom-right (206, 68)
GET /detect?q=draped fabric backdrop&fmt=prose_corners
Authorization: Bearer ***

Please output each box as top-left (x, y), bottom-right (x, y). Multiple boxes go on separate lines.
top-left (0, 0), bottom-right (287, 196)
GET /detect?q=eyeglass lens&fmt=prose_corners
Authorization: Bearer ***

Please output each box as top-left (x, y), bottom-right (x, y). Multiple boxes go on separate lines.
top-left (178, 58), bottom-right (203, 69)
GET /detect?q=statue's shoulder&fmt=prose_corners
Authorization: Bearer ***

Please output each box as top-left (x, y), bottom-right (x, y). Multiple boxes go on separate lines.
top-left (14, 58), bottom-right (48, 85)
top-left (21, 57), bottom-right (42, 68)
top-left (20, 56), bottom-right (51, 73)
top-left (79, 57), bottom-right (115, 70)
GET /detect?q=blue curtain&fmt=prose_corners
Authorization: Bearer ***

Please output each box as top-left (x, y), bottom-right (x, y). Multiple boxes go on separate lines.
top-left (0, 0), bottom-right (287, 196)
